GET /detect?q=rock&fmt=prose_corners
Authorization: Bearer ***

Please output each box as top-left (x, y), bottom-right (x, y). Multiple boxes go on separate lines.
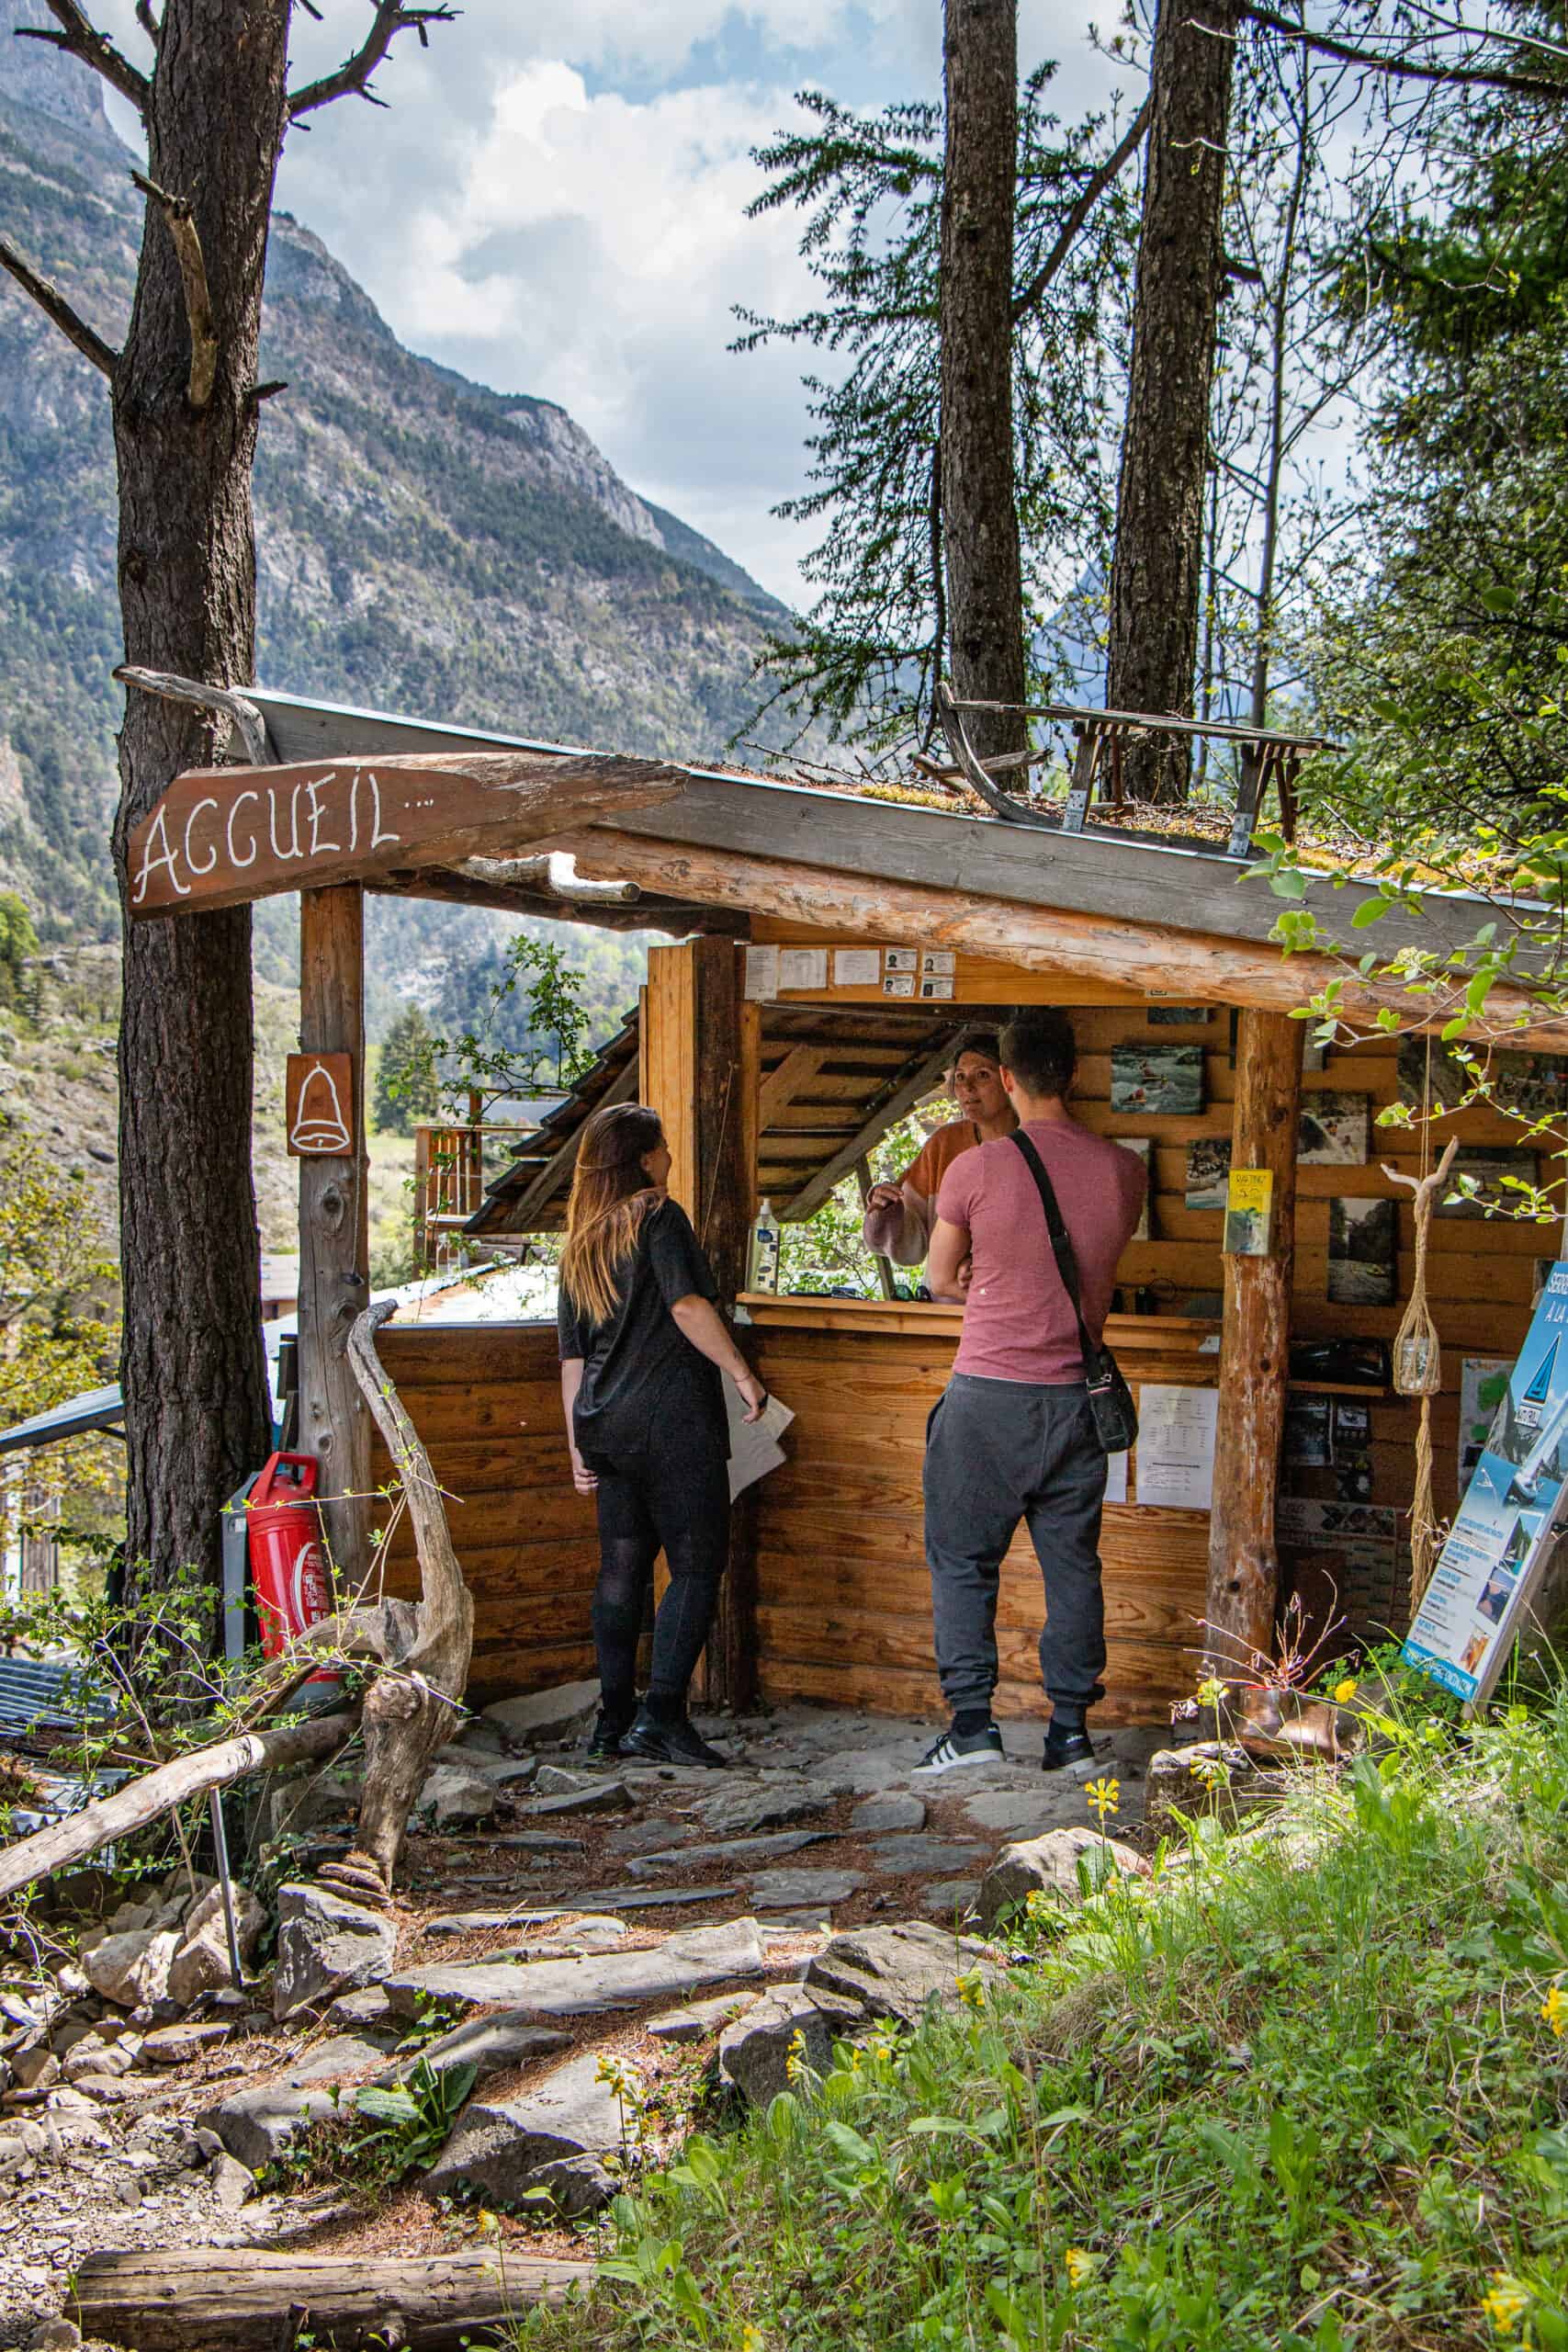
top-left (512, 1883), bottom-right (742, 1915)
top-left (976, 1826), bottom-right (1149, 1931)
top-left (167, 1882), bottom-right (266, 2007)
top-left (749, 1868), bottom-right (864, 1911)
top-left (919, 1880), bottom-right (980, 1922)
top-left (327, 1984), bottom-right (396, 2031)
top-left (695, 1776), bottom-right (833, 1838)
top-left (525, 1781), bottom-right (632, 1818)
top-left (62, 2035), bottom-right (132, 2083)
top-left (482, 1679), bottom-right (601, 1744)
top-left (386, 2013), bottom-right (570, 2086)
top-left (499, 1918), bottom-right (629, 1958)
top-left (606, 1815), bottom-right (686, 1855)
top-left (26, 2321), bottom-right (82, 2351)
top-left (958, 1788), bottom-right (1085, 1838)
top-left (415, 1762), bottom-right (500, 1830)
top-left (1143, 1745), bottom-right (1294, 1841)
top-left (851, 1792), bottom-right (926, 1834)
top-left (453, 1716), bottom-right (507, 1755)
top-left (868, 1836), bottom-right (987, 1874)
top-left (806, 1921), bottom-right (1004, 2027)
top-left (283, 2032), bottom-right (394, 2086)
top-left (423, 2048), bottom-right (625, 2216)
top-left (198, 2036), bottom-right (386, 2168)
top-left (11, 2048), bottom-right (60, 2091)
top-left (139, 2020), bottom-right (236, 2066)
top-left (272, 1883), bottom-right (400, 2021)
top-left (209, 2152), bottom-right (254, 2210)
top-left (625, 1830), bottom-right (829, 1877)
top-left (535, 1764), bottom-right (596, 1795)
top-left (82, 1928), bottom-right (179, 2011)
top-left (106, 1898), bottom-right (158, 1935)
top-left (647, 1991), bottom-right (759, 2045)
top-left (385, 1917), bottom-right (765, 2020)
top-left (487, 1830), bottom-right (590, 1855)
top-left (716, 1985), bottom-right (865, 2106)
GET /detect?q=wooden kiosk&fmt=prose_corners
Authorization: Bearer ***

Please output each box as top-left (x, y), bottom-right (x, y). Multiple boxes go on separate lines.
top-left (125, 678), bottom-right (1568, 1725)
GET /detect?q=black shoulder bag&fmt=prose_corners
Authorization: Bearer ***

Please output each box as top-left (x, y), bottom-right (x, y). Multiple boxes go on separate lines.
top-left (1009, 1131), bottom-right (1138, 1454)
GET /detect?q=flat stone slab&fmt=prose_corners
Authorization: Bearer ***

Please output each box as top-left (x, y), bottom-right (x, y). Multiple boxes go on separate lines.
top-left (378, 2012), bottom-right (570, 2087)
top-left (328, 1984), bottom-right (397, 2030)
top-left (481, 1680), bottom-right (601, 1744)
top-left (868, 1836), bottom-right (987, 1874)
top-left (850, 1793), bottom-right (926, 1834)
top-left (694, 1776), bottom-right (834, 1838)
top-left (605, 1815), bottom-right (687, 1856)
top-left (506, 1883), bottom-right (742, 1917)
top-left (426, 1910), bottom-right (626, 1946)
top-left (806, 1920), bottom-right (1005, 2027)
top-left (646, 1991), bottom-right (760, 2044)
top-left (535, 1765), bottom-right (598, 1796)
top-left (197, 2036), bottom-right (387, 2171)
top-left (748, 1869), bottom-right (865, 1911)
top-left (716, 1984), bottom-right (864, 2106)
top-left (423, 2048), bottom-right (623, 2217)
top-left (524, 1781), bottom-right (633, 1818)
top-left (956, 1788), bottom-right (1087, 1838)
top-left (384, 1917), bottom-right (765, 2020)
top-left (485, 1832), bottom-right (590, 1854)
top-left (625, 1830), bottom-right (829, 1876)
top-left (919, 1880), bottom-right (980, 1922)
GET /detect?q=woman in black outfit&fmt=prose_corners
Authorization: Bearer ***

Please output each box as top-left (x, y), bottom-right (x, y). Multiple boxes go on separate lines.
top-left (557, 1101), bottom-right (766, 1769)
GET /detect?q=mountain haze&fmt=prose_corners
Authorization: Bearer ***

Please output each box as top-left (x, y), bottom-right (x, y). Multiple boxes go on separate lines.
top-left (0, 13), bottom-right (787, 942)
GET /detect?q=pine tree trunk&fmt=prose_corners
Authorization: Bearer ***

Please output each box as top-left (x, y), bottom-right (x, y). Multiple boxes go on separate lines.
top-left (108, 1), bottom-right (288, 1611)
top-left (1105, 0), bottom-right (1239, 802)
top-left (940, 0), bottom-right (1027, 772)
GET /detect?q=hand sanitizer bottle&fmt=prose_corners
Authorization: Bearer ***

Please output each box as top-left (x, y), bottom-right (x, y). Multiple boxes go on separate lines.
top-left (749, 1197), bottom-right (781, 1292)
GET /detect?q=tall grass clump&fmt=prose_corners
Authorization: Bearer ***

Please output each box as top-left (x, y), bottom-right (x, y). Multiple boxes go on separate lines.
top-left (508, 1677), bottom-right (1568, 2351)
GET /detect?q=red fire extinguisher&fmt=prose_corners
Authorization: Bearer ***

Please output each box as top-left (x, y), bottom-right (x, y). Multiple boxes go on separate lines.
top-left (247, 1453), bottom-right (340, 1694)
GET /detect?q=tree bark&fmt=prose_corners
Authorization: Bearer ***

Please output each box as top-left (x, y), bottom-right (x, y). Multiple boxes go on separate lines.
top-left (1105, 0), bottom-right (1240, 802)
top-left (940, 0), bottom-right (1028, 773)
top-left (109, 1), bottom-right (289, 1616)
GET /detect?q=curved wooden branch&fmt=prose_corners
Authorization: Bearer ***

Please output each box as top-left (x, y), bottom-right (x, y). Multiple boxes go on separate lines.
top-left (130, 172), bottom-right (219, 410)
top-left (114, 665), bottom-right (270, 764)
top-left (938, 682), bottom-right (1056, 830)
top-left (15, 2), bottom-right (151, 113)
top-left (0, 239), bottom-right (118, 379)
top-left (288, 2), bottom-right (459, 119)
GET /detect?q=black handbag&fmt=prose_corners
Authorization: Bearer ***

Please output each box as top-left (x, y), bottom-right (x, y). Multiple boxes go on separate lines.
top-left (1009, 1132), bottom-right (1138, 1455)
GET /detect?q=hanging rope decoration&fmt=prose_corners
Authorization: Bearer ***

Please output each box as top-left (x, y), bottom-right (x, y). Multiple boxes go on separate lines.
top-left (1382, 1127), bottom-right (1459, 1612)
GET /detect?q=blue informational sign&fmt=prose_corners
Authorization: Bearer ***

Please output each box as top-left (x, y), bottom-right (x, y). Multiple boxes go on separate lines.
top-left (1404, 1261), bottom-right (1568, 1703)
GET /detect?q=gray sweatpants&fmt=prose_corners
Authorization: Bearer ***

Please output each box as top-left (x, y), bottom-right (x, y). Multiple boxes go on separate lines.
top-left (922, 1373), bottom-right (1109, 1713)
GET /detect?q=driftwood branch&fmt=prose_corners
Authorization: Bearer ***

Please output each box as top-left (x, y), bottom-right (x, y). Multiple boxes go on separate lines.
top-left (14, 1), bottom-right (151, 112)
top-left (0, 1709), bottom-right (356, 1905)
top-left (341, 1301), bottom-right (473, 1893)
top-left (457, 850), bottom-right (641, 904)
top-left (130, 172), bottom-right (219, 410)
top-left (114, 664), bottom-right (271, 764)
top-left (288, 2), bottom-right (460, 119)
top-left (0, 238), bottom-right (118, 379)
top-left (1012, 94), bottom-right (1152, 322)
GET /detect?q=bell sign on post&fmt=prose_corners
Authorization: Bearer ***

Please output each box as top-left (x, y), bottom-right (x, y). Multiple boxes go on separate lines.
top-left (286, 1053), bottom-right (355, 1158)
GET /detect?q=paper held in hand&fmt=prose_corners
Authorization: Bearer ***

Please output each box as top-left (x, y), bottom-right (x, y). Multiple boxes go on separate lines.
top-left (725, 1385), bottom-right (795, 1501)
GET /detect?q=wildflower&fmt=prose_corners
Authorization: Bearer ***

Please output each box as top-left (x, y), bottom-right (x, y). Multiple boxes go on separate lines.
top-left (1064, 2247), bottom-right (1098, 2287)
top-left (1542, 1983), bottom-right (1567, 2038)
top-left (1085, 1775), bottom-right (1120, 1825)
top-left (955, 1969), bottom-right (987, 2013)
top-left (1024, 1888), bottom-right (1053, 1917)
top-left (784, 2028), bottom-right (809, 2085)
top-left (1191, 1756), bottom-right (1233, 1792)
top-left (739, 2328), bottom-right (764, 2352)
top-left (1196, 1675), bottom-right (1228, 1710)
top-left (1482, 2274), bottom-right (1532, 2335)
top-left (1333, 1678), bottom-right (1359, 1705)
top-left (475, 2207), bottom-right (502, 2239)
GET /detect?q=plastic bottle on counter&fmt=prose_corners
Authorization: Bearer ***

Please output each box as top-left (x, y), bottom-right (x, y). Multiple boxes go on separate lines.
top-left (748, 1197), bottom-right (782, 1292)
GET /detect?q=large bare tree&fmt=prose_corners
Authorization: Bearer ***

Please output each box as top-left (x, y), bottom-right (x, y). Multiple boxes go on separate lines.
top-left (1105, 0), bottom-right (1240, 801)
top-left (0, 0), bottom-right (453, 1627)
top-left (940, 0), bottom-right (1028, 772)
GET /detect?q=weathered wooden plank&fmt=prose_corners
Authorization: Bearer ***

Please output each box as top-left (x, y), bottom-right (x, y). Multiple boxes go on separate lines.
top-left (128, 751), bottom-right (684, 916)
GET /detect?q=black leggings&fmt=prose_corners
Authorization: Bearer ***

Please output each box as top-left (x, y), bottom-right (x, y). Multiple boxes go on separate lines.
top-left (586, 1420), bottom-right (730, 1721)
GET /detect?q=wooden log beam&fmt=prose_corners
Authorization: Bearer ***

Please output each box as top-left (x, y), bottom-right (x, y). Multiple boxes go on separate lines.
top-left (786, 1037), bottom-right (957, 1221)
top-left (1205, 1009), bottom-right (1303, 1677)
top-left (70, 2245), bottom-right (592, 2352)
top-left (558, 830), bottom-right (1568, 1052)
top-left (127, 752), bottom-right (684, 917)
top-left (298, 885), bottom-right (370, 1591)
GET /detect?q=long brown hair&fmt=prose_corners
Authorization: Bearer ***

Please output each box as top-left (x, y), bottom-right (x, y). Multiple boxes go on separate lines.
top-left (559, 1102), bottom-right (666, 1326)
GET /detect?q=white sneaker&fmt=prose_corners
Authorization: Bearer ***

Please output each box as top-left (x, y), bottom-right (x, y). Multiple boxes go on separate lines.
top-left (911, 1724), bottom-right (1005, 1776)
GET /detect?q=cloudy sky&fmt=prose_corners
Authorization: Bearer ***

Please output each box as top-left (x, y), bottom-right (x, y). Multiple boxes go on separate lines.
top-left (99, 1), bottom-right (1130, 605)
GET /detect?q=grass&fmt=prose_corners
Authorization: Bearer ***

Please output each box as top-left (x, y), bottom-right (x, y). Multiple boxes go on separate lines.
top-left (502, 1677), bottom-right (1568, 2352)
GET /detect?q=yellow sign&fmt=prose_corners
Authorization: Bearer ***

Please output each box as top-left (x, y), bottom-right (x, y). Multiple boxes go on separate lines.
top-left (1224, 1168), bottom-right (1274, 1257)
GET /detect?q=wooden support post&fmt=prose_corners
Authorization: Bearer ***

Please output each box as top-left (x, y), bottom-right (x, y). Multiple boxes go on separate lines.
top-left (642, 940), bottom-right (760, 1708)
top-left (298, 885), bottom-right (370, 1592)
top-left (1205, 1008), bottom-right (1303, 1675)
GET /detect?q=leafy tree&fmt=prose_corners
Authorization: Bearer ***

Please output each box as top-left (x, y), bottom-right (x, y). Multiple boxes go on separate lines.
top-left (372, 1002), bottom-right (439, 1136)
top-left (0, 891), bottom-right (39, 1016)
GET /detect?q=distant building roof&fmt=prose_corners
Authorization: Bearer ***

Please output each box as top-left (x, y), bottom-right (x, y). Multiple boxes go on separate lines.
top-left (0, 1385), bottom-right (124, 1457)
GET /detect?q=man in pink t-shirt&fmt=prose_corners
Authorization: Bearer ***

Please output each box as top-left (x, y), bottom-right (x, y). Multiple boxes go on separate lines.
top-left (912, 1008), bottom-right (1146, 1778)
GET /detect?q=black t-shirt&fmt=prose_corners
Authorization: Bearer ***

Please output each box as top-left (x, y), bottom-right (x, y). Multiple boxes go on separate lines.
top-left (557, 1197), bottom-right (728, 1461)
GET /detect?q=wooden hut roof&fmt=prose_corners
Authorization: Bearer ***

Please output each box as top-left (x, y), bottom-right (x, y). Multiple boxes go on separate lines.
top-left (466, 1000), bottom-right (969, 1238)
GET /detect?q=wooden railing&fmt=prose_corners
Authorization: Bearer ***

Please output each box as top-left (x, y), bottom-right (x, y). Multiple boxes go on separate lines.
top-left (412, 1120), bottom-right (541, 1270)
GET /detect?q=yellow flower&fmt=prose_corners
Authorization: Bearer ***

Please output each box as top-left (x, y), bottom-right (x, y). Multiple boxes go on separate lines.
top-left (1085, 1775), bottom-right (1121, 1825)
top-left (1542, 1983), bottom-right (1567, 2038)
top-left (475, 2207), bottom-right (502, 2238)
top-left (955, 1969), bottom-right (987, 2013)
top-left (1064, 2247), bottom-right (1098, 2287)
top-left (1333, 1678), bottom-right (1359, 1705)
top-left (1482, 2275), bottom-right (1531, 2335)
top-left (739, 2328), bottom-right (764, 2352)
top-left (1197, 1675), bottom-right (1228, 1709)
top-left (784, 2027), bottom-right (809, 2084)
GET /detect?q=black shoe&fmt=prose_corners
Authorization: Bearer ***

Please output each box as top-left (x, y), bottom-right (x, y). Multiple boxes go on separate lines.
top-left (619, 1709), bottom-right (731, 1769)
top-left (1042, 1725), bottom-right (1094, 1772)
top-left (912, 1722), bottom-right (1005, 1777)
top-left (582, 1709), bottom-right (633, 1767)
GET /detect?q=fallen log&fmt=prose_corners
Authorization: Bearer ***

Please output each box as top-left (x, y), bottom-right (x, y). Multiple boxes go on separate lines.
top-left (71, 2245), bottom-right (592, 2351)
top-left (0, 1707), bottom-right (356, 1904)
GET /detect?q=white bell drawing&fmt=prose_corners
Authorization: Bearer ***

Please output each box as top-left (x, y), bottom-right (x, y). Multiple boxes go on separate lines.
top-left (291, 1058), bottom-right (351, 1153)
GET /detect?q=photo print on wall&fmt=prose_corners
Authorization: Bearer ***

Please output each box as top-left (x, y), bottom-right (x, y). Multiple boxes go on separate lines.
top-left (1185, 1136), bottom-right (1231, 1210)
top-left (1111, 1043), bottom-right (1204, 1117)
top-left (1298, 1092), bottom-right (1371, 1166)
top-left (1327, 1195), bottom-right (1398, 1306)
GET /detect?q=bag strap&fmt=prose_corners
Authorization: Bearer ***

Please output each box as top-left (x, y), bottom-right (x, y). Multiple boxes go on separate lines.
top-left (1008, 1131), bottom-right (1105, 1376)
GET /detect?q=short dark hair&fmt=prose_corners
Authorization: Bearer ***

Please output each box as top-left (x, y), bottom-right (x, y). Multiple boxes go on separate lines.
top-left (998, 1009), bottom-right (1077, 1099)
top-left (948, 1027), bottom-right (1001, 1070)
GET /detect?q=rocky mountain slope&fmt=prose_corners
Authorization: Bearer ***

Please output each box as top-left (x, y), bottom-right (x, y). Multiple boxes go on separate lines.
top-left (0, 7), bottom-right (786, 944)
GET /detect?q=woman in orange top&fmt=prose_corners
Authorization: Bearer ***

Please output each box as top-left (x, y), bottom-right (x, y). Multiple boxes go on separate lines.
top-left (862, 1028), bottom-right (1018, 1269)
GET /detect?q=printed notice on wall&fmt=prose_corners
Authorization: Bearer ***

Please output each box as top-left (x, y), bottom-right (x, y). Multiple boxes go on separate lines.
top-left (743, 945), bottom-right (779, 1001)
top-left (778, 947), bottom-right (829, 991)
top-left (884, 947), bottom-right (919, 974)
top-left (1134, 1384), bottom-right (1218, 1511)
top-left (833, 948), bottom-right (881, 988)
